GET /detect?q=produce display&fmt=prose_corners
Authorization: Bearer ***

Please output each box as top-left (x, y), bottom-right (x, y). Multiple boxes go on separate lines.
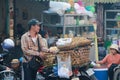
top-left (57, 37), bottom-right (91, 50)
top-left (58, 46), bottom-right (90, 66)
top-left (49, 46), bottom-right (59, 53)
top-left (43, 37), bottom-right (91, 67)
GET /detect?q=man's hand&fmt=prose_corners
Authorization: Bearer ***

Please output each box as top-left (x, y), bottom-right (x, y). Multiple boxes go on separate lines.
top-left (39, 52), bottom-right (46, 60)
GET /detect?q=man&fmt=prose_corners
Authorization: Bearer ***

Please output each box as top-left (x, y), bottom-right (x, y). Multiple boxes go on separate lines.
top-left (21, 19), bottom-right (51, 80)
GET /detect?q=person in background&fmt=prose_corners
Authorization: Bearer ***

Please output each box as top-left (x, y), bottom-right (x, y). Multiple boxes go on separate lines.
top-left (16, 23), bottom-right (25, 39)
top-left (10, 59), bottom-right (21, 79)
top-left (39, 30), bottom-right (49, 48)
top-left (21, 19), bottom-right (54, 80)
top-left (56, 27), bottom-right (63, 38)
top-left (96, 44), bottom-right (120, 80)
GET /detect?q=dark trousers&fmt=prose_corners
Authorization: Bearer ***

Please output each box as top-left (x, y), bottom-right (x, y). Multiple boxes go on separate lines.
top-left (108, 64), bottom-right (118, 80)
top-left (23, 63), bottom-right (37, 80)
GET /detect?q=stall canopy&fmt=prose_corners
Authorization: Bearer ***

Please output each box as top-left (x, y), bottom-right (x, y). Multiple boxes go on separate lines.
top-left (34, 0), bottom-right (120, 3)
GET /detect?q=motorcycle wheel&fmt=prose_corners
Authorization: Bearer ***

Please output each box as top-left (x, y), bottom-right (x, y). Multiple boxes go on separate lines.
top-left (114, 69), bottom-right (120, 80)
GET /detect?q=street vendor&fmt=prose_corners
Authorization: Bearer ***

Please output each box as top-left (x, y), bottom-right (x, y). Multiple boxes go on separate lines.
top-left (21, 19), bottom-right (56, 80)
top-left (96, 44), bottom-right (120, 80)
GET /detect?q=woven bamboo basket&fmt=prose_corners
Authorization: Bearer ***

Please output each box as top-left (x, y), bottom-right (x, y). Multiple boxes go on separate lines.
top-left (43, 37), bottom-right (91, 67)
top-left (43, 52), bottom-right (56, 67)
top-left (43, 46), bottom-right (91, 67)
top-left (58, 46), bottom-right (91, 66)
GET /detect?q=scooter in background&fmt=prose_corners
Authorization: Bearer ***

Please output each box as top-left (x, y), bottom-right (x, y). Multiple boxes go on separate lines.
top-left (0, 38), bottom-right (21, 80)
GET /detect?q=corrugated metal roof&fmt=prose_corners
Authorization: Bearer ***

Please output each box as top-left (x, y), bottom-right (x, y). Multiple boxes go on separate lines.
top-left (94, 0), bottom-right (120, 3)
top-left (35, 0), bottom-right (120, 3)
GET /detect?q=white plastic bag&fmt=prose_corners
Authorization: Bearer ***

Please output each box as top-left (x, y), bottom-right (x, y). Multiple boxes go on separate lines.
top-left (56, 38), bottom-right (72, 46)
top-left (49, 1), bottom-right (71, 15)
top-left (57, 54), bottom-right (72, 79)
top-left (49, 1), bottom-right (71, 10)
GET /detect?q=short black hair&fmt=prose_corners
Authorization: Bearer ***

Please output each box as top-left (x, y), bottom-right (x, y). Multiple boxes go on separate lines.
top-left (28, 19), bottom-right (42, 30)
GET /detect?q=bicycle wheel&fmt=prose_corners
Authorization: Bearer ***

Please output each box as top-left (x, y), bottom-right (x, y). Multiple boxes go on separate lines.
top-left (114, 69), bottom-right (120, 80)
top-left (79, 75), bottom-right (91, 80)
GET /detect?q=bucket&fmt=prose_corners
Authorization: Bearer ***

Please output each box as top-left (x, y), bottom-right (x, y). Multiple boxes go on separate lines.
top-left (94, 68), bottom-right (108, 80)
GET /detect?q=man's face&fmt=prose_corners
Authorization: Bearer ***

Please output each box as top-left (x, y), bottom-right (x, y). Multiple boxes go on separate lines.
top-left (32, 24), bottom-right (40, 33)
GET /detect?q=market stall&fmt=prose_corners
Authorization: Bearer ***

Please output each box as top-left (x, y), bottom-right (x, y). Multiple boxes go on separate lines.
top-left (41, 37), bottom-right (92, 79)
top-left (41, 0), bottom-right (98, 61)
top-left (44, 37), bottom-right (91, 66)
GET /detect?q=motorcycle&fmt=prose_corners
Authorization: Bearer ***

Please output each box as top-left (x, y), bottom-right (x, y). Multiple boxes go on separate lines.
top-left (114, 64), bottom-right (120, 80)
top-left (0, 38), bottom-right (21, 80)
top-left (0, 70), bottom-right (15, 80)
top-left (36, 61), bottom-right (97, 80)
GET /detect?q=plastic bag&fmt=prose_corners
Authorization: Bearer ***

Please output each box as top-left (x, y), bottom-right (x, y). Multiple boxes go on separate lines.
top-left (49, 1), bottom-right (71, 15)
top-left (57, 54), bottom-right (72, 79)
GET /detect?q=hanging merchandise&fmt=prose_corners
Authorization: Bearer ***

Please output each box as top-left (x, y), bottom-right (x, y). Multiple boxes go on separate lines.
top-left (68, 0), bottom-right (74, 7)
top-left (85, 6), bottom-right (95, 13)
top-left (74, 3), bottom-right (86, 14)
top-left (48, 1), bottom-right (71, 15)
top-left (77, 0), bottom-right (83, 6)
top-left (91, 6), bottom-right (95, 13)
top-left (73, 0), bottom-right (95, 17)
top-left (84, 2), bottom-right (95, 17)
top-left (68, 0), bottom-right (75, 14)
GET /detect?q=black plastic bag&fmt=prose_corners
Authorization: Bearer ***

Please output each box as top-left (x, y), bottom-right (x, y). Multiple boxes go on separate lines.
top-left (28, 56), bottom-right (44, 70)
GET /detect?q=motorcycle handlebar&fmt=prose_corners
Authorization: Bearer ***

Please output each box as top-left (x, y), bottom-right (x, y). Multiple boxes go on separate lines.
top-left (0, 70), bottom-right (15, 74)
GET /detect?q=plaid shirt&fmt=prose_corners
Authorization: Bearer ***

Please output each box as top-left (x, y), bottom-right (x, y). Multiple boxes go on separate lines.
top-left (21, 32), bottom-right (48, 62)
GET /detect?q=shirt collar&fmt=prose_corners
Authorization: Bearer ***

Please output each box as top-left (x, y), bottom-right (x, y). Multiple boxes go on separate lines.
top-left (27, 31), bottom-right (31, 37)
top-left (27, 31), bottom-right (39, 38)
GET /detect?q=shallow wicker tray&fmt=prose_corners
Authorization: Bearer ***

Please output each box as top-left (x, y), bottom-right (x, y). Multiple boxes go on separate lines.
top-left (57, 37), bottom-right (91, 51)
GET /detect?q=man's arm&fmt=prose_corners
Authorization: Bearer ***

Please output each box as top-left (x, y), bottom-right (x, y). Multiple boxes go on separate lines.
top-left (21, 35), bottom-right (40, 56)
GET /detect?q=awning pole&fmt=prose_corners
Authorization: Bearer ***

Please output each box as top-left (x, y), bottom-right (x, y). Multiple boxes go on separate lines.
top-left (6, 0), bottom-right (10, 37)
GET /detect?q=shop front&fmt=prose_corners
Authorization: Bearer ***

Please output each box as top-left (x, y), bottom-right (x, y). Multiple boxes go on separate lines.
top-left (1, 0), bottom-right (120, 43)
